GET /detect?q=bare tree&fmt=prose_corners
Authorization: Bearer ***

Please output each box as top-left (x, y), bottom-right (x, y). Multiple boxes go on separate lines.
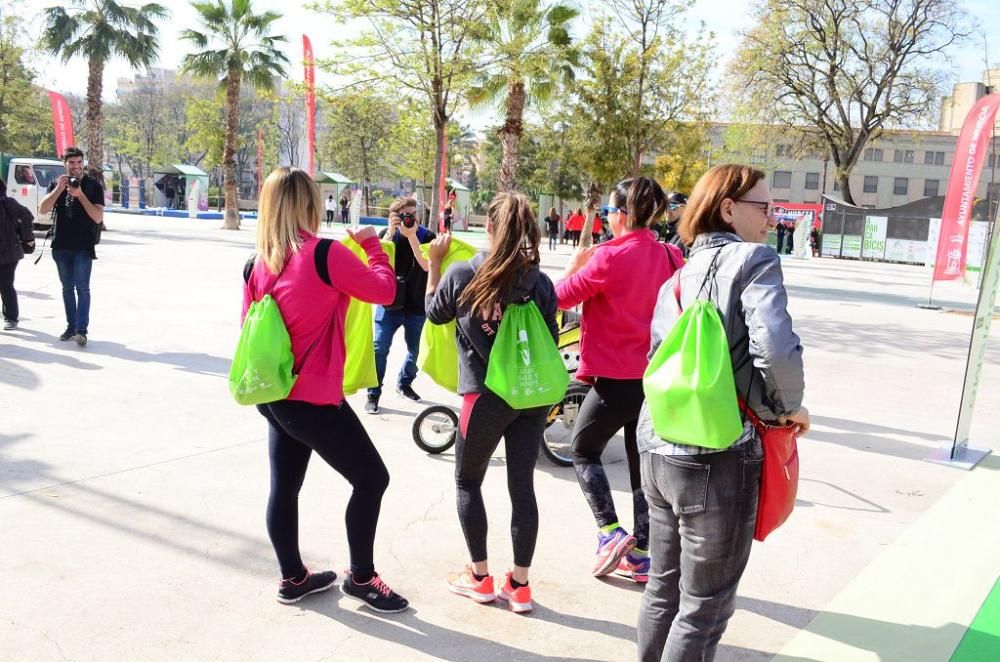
top-left (730, 0), bottom-right (971, 204)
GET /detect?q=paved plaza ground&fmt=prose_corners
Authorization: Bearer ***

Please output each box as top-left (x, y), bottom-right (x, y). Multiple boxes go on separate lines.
top-left (2, 212), bottom-right (999, 661)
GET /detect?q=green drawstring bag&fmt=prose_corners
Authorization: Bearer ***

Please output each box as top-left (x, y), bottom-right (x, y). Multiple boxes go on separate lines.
top-left (418, 237), bottom-right (478, 392)
top-left (642, 279), bottom-right (743, 448)
top-left (485, 300), bottom-right (569, 409)
top-left (230, 293), bottom-right (296, 405)
top-left (341, 237), bottom-right (395, 395)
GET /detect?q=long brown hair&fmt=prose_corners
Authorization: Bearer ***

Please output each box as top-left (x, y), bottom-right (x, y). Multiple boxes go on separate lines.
top-left (610, 176), bottom-right (669, 230)
top-left (459, 192), bottom-right (540, 318)
top-left (679, 164), bottom-right (765, 245)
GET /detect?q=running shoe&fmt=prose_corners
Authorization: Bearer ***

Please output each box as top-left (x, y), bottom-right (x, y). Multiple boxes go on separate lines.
top-left (397, 384), bottom-right (421, 402)
top-left (276, 568), bottom-right (337, 604)
top-left (446, 565), bottom-right (496, 603)
top-left (616, 549), bottom-right (650, 584)
top-left (341, 571), bottom-right (409, 613)
top-left (59, 327), bottom-right (75, 341)
top-left (497, 572), bottom-right (533, 614)
top-left (3, 320), bottom-right (16, 331)
top-left (73, 331), bottom-right (87, 347)
top-left (364, 395), bottom-right (379, 414)
top-left (592, 527), bottom-right (636, 577)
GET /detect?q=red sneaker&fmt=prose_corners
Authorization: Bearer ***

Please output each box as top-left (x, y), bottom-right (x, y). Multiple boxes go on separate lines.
top-left (497, 572), bottom-right (533, 614)
top-left (447, 565), bottom-right (496, 603)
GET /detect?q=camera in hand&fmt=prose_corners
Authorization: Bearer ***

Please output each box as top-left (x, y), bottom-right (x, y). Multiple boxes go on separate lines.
top-left (399, 212), bottom-right (417, 228)
top-left (68, 177), bottom-right (81, 189)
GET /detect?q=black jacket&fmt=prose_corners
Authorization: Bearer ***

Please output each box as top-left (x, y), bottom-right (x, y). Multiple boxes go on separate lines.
top-left (425, 252), bottom-right (558, 394)
top-left (0, 196), bottom-right (35, 264)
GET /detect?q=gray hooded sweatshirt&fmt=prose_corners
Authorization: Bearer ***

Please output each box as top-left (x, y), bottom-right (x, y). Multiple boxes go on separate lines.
top-left (425, 251), bottom-right (559, 395)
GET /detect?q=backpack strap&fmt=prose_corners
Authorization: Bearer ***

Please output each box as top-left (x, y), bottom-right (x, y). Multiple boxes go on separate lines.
top-left (314, 238), bottom-right (333, 286)
top-left (243, 253), bottom-right (256, 283)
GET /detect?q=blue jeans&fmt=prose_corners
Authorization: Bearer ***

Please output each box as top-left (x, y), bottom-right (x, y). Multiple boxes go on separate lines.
top-left (637, 439), bottom-right (762, 662)
top-left (52, 249), bottom-right (93, 333)
top-left (369, 308), bottom-right (425, 398)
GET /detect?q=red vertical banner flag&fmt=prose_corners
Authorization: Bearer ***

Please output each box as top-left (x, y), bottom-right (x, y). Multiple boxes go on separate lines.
top-left (438, 130), bottom-right (448, 233)
top-left (303, 35), bottom-right (316, 177)
top-left (47, 91), bottom-right (75, 157)
top-left (933, 93), bottom-right (1000, 282)
top-left (257, 127), bottom-right (264, 198)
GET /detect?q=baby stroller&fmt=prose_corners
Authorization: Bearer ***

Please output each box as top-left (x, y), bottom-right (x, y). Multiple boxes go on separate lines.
top-left (412, 310), bottom-right (589, 467)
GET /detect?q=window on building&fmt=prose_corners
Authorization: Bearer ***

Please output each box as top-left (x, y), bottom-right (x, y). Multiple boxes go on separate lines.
top-left (923, 179), bottom-right (940, 197)
top-left (864, 148), bottom-right (884, 161)
top-left (893, 149), bottom-right (914, 163)
top-left (925, 151), bottom-right (945, 165)
top-left (893, 177), bottom-right (908, 195)
top-left (804, 172), bottom-right (820, 190)
top-left (989, 182), bottom-right (1000, 204)
top-left (863, 176), bottom-right (878, 193)
top-left (989, 154), bottom-right (997, 168)
top-left (772, 171), bottom-right (792, 189)
top-left (775, 144), bottom-right (792, 157)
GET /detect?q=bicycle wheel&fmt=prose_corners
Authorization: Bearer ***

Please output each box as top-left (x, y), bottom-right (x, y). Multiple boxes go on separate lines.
top-left (412, 405), bottom-right (459, 454)
top-left (542, 381), bottom-right (591, 467)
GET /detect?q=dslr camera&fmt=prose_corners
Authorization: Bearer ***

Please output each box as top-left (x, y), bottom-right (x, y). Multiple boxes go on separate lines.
top-left (68, 177), bottom-right (81, 189)
top-left (398, 212), bottom-right (417, 229)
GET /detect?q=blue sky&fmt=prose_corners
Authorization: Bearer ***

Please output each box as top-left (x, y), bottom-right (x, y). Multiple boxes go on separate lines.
top-left (28, 0), bottom-right (1000, 124)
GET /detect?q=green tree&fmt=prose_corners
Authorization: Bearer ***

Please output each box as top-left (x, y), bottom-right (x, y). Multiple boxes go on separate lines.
top-left (654, 122), bottom-right (711, 194)
top-left (468, 0), bottom-right (578, 191)
top-left (729, 0), bottom-right (970, 205)
top-left (180, 0), bottom-right (288, 230)
top-left (319, 0), bottom-right (487, 225)
top-left (320, 91), bottom-right (397, 213)
top-left (0, 4), bottom-right (54, 157)
top-left (41, 0), bottom-right (169, 181)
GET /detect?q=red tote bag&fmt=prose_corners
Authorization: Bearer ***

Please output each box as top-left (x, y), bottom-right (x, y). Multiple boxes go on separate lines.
top-left (743, 406), bottom-right (799, 542)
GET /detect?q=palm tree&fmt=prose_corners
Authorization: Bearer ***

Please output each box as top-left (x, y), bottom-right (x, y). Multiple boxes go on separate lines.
top-left (41, 0), bottom-right (169, 181)
top-left (180, 0), bottom-right (288, 230)
top-left (469, 0), bottom-right (579, 192)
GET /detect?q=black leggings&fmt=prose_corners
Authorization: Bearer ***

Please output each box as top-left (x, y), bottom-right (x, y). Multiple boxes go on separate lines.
top-left (455, 391), bottom-right (547, 567)
top-left (0, 261), bottom-right (19, 323)
top-left (258, 400), bottom-right (389, 579)
top-left (571, 377), bottom-right (648, 549)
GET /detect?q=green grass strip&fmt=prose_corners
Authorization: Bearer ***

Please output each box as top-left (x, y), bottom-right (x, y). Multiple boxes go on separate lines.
top-left (951, 576), bottom-right (1000, 661)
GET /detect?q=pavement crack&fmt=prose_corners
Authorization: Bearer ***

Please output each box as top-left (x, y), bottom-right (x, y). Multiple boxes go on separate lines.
top-left (2, 616), bottom-right (74, 661)
top-left (389, 485), bottom-right (448, 567)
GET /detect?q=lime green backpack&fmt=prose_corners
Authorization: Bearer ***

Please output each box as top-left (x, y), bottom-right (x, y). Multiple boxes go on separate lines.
top-left (642, 265), bottom-right (743, 448)
top-left (341, 237), bottom-right (396, 395)
top-left (417, 237), bottom-right (478, 392)
top-left (485, 299), bottom-right (569, 409)
top-left (230, 267), bottom-right (297, 406)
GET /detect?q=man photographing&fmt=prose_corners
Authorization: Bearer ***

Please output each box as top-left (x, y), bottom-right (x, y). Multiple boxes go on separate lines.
top-left (39, 146), bottom-right (105, 346)
top-left (366, 197), bottom-right (435, 414)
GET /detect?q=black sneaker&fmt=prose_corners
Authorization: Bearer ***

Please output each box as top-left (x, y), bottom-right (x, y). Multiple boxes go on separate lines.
top-left (3, 320), bottom-right (16, 331)
top-left (397, 384), bottom-right (421, 402)
top-left (341, 572), bottom-right (409, 613)
top-left (73, 331), bottom-right (88, 347)
top-left (276, 568), bottom-right (337, 605)
top-left (364, 395), bottom-right (379, 414)
top-left (59, 327), bottom-right (75, 341)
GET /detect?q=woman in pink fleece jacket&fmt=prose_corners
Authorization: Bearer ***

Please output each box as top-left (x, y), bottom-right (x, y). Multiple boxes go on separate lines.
top-left (556, 177), bottom-right (683, 584)
top-left (242, 168), bottom-right (408, 612)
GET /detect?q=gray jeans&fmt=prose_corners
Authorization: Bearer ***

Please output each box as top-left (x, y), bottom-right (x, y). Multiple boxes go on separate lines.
top-left (637, 439), bottom-right (763, 662)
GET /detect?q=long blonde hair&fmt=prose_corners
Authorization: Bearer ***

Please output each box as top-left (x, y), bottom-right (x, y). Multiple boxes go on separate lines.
top-left (256, 167), bottom-right (322, 273)
top-left (458, 192), bottom-right (540, 318)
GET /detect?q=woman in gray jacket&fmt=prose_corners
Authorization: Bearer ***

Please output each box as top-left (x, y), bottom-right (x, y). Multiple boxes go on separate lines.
top-left (636, 164), bottom-right (809, 662)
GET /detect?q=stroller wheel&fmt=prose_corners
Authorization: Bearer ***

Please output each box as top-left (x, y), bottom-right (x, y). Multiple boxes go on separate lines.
top-left (412, 405), bottom-right (459, 454)
top-left (542, 381), bottom-right (591, 467)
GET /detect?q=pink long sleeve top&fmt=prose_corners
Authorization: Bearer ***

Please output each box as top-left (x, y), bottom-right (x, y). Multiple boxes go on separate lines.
top-left (242, 232), bottom-right (396, 405)
top-left (555, 230), bottom-right (682, 381)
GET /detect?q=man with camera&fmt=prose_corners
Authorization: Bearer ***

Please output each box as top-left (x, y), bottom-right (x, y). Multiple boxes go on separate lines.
top-left (366, 196), bottom-right (435, 414)
top-left (39, 146), bottom-right (105, 346)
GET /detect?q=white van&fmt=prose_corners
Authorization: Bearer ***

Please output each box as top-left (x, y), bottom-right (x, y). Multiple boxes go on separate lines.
top-left (2, 157), bottom-right (66, 228)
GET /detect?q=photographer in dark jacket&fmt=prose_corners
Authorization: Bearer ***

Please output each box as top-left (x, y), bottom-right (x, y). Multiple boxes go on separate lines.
top-left (366, 196), bottom-right (436, 414)
top-left (38, 146), bottom-right (105, 346)
top-left (0, 179), bottom-right (35, 331)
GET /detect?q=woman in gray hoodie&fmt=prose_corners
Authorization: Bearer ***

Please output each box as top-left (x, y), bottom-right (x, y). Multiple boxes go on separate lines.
top-left (637, 164), bottom-right (809, 661)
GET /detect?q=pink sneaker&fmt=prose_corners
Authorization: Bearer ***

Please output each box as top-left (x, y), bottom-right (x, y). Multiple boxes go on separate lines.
top-left (447, 565), bottom-right (496, 603)
top-left (592, 527), bottom-right (636, 576)
top-left (616, 550), bottom-right (650, 583)
top-left (497, 572), bottom-right (533, 613)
